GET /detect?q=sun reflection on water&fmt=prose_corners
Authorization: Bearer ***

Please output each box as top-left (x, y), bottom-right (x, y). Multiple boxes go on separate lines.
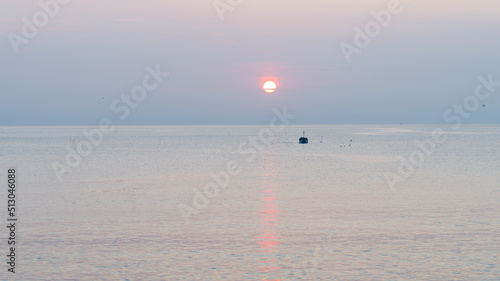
top-left (257, 151), bottom-right (283, 280)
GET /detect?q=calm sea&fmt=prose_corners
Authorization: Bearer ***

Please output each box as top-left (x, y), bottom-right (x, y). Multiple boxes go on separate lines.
top-left (1, 125), bottom-right (499, 280)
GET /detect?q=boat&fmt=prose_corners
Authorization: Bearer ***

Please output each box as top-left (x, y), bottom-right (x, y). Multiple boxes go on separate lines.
top-left (299, 131), bottom-right (308, 144)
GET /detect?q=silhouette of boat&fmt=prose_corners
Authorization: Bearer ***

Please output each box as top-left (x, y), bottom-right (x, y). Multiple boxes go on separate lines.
top-left (299, 131), bottom-right (308, 144)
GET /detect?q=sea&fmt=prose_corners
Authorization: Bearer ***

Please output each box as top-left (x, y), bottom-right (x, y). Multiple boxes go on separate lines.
top-left (1, 125), bottom-right (499, 280)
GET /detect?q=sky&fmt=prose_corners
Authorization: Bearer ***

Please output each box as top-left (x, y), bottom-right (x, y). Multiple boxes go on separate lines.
top-left (1, 0), bottom-right (499, 125)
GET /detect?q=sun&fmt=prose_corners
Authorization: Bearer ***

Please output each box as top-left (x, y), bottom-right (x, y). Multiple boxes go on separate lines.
top-left (263, 81), bottom-right (277, 93)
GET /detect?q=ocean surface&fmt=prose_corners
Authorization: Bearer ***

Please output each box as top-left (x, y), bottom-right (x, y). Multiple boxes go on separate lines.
top-left (1, 125), bottom-right (499, 280)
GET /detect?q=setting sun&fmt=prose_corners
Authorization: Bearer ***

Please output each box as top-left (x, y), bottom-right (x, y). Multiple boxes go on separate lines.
top-left (263, 81), bottom-right (277, 93)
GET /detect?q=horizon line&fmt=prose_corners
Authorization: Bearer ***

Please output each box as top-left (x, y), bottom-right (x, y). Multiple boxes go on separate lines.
top-left (1, 123), bottom-right (500, 128)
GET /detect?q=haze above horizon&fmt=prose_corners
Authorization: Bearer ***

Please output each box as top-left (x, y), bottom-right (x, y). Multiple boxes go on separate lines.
top-left (1, 0), bottom-right (499, 126)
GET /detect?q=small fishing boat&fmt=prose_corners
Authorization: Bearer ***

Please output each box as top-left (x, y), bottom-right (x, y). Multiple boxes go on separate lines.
top-left (299, 131), bottom-right (308, 144)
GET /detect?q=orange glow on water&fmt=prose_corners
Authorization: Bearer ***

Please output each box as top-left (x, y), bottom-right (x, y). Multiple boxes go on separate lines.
top-left (257, 151), bottom-right (283, 278)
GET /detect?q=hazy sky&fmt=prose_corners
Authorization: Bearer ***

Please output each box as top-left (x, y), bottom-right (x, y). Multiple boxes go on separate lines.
top-left (1, 0), bottom-right (499, 125)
